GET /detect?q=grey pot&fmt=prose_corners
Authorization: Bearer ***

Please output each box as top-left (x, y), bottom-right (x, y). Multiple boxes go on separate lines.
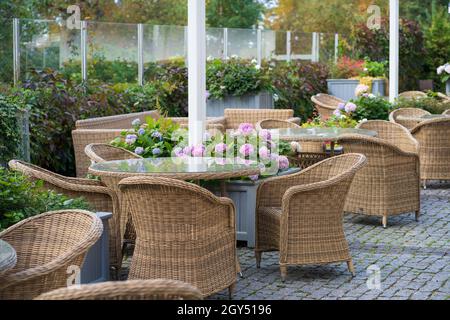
top-left (327, 79), bottom-right (386, 101)
top-left (206, 92), bottom-right (274, 117)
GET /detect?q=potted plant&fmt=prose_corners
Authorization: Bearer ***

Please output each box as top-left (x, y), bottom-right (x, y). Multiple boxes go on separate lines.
top-left (437, 63), bottom-right (450, 95)
top-left (206, 57), bottom-right (274, 117)
top-left (327, 57), bottom-right (387, 101)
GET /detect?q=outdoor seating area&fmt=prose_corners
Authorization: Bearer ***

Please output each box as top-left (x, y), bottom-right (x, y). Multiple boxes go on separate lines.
top-left (0, 0), bottom-right (449, 304)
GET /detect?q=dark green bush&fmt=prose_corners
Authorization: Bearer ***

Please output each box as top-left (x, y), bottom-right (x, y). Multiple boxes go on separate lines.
top-left (351, 95), bottom-right (393, 121)
top-left (0, 167), bottom-right (90, 230)
top-left (269, 60), bottom-right (329, 121)
top-left (396, 96), bottom-right (450, 115)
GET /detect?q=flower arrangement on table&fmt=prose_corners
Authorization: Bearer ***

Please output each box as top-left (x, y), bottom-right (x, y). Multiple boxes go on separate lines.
top-left (110, 116), bottom-right (186, 158)
top-left (173, 123), bottom-right (295, 181)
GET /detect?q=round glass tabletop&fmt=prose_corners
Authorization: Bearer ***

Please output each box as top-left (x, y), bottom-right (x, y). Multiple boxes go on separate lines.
top-left (89, 157), bottom-right (262, 180)
top-left (0, 239), bottom-right (17, 273)
top-left (272, 127), bottom-right (378, 142)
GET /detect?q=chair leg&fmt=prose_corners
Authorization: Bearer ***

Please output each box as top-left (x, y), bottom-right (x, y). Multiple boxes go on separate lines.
top-left (382, 216), bottom-right (388, 229)
top-left (228, 283), bottom-right (236, 300)
top-left (280, 265), bottom-right (287, 282)
top-left (255, 251), bottom-right (262, 269)
top-left (415, 210), bottom-right (420, 222)
top-left (347, 260), bottom-right (356, 277)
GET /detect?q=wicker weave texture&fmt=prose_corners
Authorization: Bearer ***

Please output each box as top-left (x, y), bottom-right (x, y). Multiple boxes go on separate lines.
top-left (75, 111), bottom-right (160, 130)
top-left (85, 144), bottom-right (142, 164)
top-left (118, 177), bottom-right (237, 297)
top-left (443, 109), bottom-right (450, 116)
top-left (0, 210), bottom-right (103, 300)
top-left (255, 154), bottom-right (367, 280)
top-left (256, 119), bottom-right (300, 131)
top-left (311, 94), bottom-right (345, 119)
top-left (411, 118), bottom-right (450, 181)
top-left (398, 91), bottom-right (427, 100)
top-left (338, 123), bottom-right (420, 225)
top-left (389, 108), bottom-right (431, 130)
top-left (35, 279), bottom-right (203, 300)
top-left (8, 160), bottom-right (123, 274)
top-left (223, 109), bottom-right (299, 129)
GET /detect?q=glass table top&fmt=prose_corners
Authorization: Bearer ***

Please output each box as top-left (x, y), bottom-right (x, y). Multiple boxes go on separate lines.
top-left (89, 157), bottom-right (262, 178)
top-left (272, 127), bottom-right (378, 141)
top-left (0, 240), bottom-right (16, 272)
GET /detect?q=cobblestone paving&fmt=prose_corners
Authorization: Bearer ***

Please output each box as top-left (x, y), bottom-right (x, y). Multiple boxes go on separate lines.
top-left (121, 182), bottom-right (450, 300)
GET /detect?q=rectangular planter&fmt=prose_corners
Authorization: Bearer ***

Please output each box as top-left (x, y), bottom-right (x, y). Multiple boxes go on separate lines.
top-left (327, 79), bottom-right (386, 101)
top-left (206, 92), bottom-right (274, 117)
top-left (211, 168), bottom-right (300, 248)
top-left (81, 212), bottom-right (112, 284)
top-left (447, 80), bottom-right (450, 96)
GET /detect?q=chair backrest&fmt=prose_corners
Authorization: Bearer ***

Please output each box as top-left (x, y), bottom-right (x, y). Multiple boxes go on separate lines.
top-left (398, 91), bottom-right (427, 100)
top-left (34, 279), bottom-right (203, 300)
top-left (443, 109), bottom-right (450, 116)
top-left (256, 119), bottom-right (300, 130)
top-left (85, 144), bottom-right (141, 164)
top-left (0, 210), bottom-right (102, 299)
top-left (311, 94), bottom-right (344, 119)
top-left (389, 108), bottom-right (431, 130)
top-left (224, 109), bottom-right (294, 129)
top-left (357, 120), bottom-right (418, 153)
top-left (75, 111), bottom-right (160, 130)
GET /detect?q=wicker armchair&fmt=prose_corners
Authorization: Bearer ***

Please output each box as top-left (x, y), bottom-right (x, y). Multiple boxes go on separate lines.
top-left (389, 108), bottom-right (431, 130)
top-left (443, 109), bottom-right (450, 116)
top-left (118, 177), bottom-right (237, 298)
top-left (338, 123), bottom-right (421, 228)
top-left (0, 210), bottom-right (103, 300)
top-left (222, 109), bottom-right (300, 130)
top-left (411, 118), bottom-right (450, 185)
top-left (398, 91), bottom-right (427, 100)
top-left (35, 279), bottom-right (203, 300)
top-left (85, 144), bottom-right (142, 164)
top-left (255, 154), bottom-right (367, 281)
top-left (75, 111), bottom-right (160, 130)
top-left (255, 119), bottom-right (300, 131)
top-left (8, 160), bottom-right (123, 276)
top-left (311, 94), bottom-right (345, 119)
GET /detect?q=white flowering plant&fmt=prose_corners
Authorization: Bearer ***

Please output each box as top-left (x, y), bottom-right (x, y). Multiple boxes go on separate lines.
top-left (437, 63), bottom-right (450, 83)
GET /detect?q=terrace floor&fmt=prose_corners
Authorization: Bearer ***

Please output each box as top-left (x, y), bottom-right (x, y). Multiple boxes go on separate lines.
top-left (121, 182), bottom-right (450, 300)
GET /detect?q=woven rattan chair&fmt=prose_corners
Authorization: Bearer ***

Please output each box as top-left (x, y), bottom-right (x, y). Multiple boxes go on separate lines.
top-left (443, 109), bottom-right (450, 115)
top-left (398, 91), bottom-right (427, 100)
top-left (85, 144), bottom-right (142, 164)
top-left (35, 279), bottom-right (203, 300)
top-left (255, 119), bottom-right (301, 131)
top-left (222, 109), bottom-right (300, 130)
top-left (338, 122), bottom-right (421, 228)
top-left (118, 177), bottom-right (237, 298)
top-left (0, 210), bottom-right (102, 300)
top-left (311, 94), bottom-right (345, 119)
top-left (255, 154), bottom-right (367, 281)
top-left (389, 108), bottom-right (432, 130)
top-left (411, 118), bottom-right (450, 186)
top-left (75, 111), bottom-right (160, 130)
top-left (8, 160), bottom-right (122, 276)
top-left (437, 93), bottom-right (450, 103)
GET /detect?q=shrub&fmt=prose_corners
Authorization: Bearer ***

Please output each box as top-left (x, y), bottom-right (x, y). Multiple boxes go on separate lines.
top-left (331, 56), bottom-right (365, 79)
top-left (352, 18), bottom-right (426, 91)
top-left (396, 96), bottom-right (450, 115)
top-left (0, 167), bottom-right (90, 230)
top-left (351, 95), bottom-right (393, 121)
top-left (362, 58), bottom-right (387, 78)
top-left (270, 60), bottom-right (329, 121)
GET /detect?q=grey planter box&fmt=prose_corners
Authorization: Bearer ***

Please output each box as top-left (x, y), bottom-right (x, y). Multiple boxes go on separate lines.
top-left (446, 80), bottom-right (450, 96)
top-left (327, 79), bottom-right (386, 101)
top-left (81, 212), bottom-right (112, 284)
top-left (212, 168), bottom-right (300, 248)
top-left (206, 92), bottom-right (274, 117)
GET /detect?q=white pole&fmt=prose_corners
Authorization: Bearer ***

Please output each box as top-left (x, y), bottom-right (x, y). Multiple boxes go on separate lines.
top-left (13, 18), bottom-right (20, 86)
top-left (389, 0), bottom-right (399, 102)
top-left (188, 0), bottom-right (206, 146)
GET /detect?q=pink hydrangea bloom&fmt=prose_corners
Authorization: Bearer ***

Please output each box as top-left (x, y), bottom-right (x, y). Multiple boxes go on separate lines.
top-left (259, 129), bottom-right (272, 141)
top-left (345, 102), bottom-right (357, 113)
top-left (249, 175), bottom-right (259, 181)
top-left (214, 143), bottom-right (228, 155)
top-left (192, 144), bottom-right (206, 157)
top-left (278, 156), bottom-right (290, 170)
top-left (239, 144), bottom-right (255, 157)
top-left (259, 146), bottom-right (270, 159)
top-left (238, 123), bottom-right (255, 137)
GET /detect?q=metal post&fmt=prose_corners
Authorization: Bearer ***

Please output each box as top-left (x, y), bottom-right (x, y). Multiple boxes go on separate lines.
top-left (389, 0), bottom-right (399, 102)
top-left (188, 0), bottom-right (206, 146)
top-left (80, 21), bottom-right (88, 82)
top-left (334, 33), bottom-right (339, 64)
top-left (13, 18), bottom-right (20, 86)
top-left (223, 28), bottom-right (228, 59)
top-left (286, 31), bottom-right (291, 62)
top-left (137, 24), bottom-right (144, 86)
top-left (257, 29), bottom-right (262, 65)
top-left (311, 32), bottom-right (319, 62)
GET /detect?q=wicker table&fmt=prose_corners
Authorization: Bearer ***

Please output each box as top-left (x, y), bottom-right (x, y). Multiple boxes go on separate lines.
top-left (0, 239), bottom-right (17, 275)
top-left (89, 157), bottom-right (261, 277)
top-left (273, 127), bottom-right (377, 168)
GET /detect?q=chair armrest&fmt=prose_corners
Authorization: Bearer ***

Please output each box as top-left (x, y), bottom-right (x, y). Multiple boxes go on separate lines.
top-left (288, 117), bottom-right (301, 125)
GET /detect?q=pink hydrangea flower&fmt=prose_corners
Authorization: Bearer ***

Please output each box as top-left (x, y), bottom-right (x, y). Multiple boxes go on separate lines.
top-left (337, 103), bottom-right (346, 111)
top-left (249, 175), bottom-right (259, 181)
top-left (239, 144), bottom-right (255, 157)
top-left (214, 143), bottom-right (228, 155)
top-left (259, 146), bottom-right (270, 159)
top-left (345, 102), bottom-right (357, 113)
top-left (183, 146), bottom-right (193, 156)
top-left (278, 156), bottom-right (290, 170)
top-left (333, 109), bottom-right (342, 117)
top-left (192, 144), bottom-right (206, 157)
top-left (238, 123), bottom-right (255, 137)
top-left (259, 129), bottom-right (272, 141)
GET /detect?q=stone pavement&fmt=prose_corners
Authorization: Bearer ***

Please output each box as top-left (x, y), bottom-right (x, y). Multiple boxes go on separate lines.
top-left (121, 182), bottom-right (450, 300)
